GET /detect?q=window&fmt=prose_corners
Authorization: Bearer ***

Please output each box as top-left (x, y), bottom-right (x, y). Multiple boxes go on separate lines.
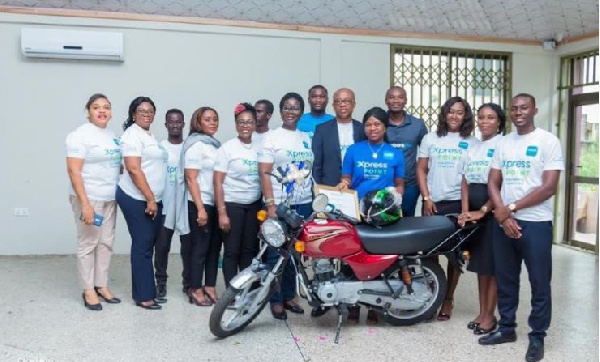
top-left (391, 45), bottom-right (511, 131)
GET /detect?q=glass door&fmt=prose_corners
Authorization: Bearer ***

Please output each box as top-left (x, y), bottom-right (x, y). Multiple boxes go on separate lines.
top-left (565, 93), bottom-right (599, 252)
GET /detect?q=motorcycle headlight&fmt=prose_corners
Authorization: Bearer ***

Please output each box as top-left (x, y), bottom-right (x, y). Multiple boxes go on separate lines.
top-left (261, 219), bottom-right (286, 247)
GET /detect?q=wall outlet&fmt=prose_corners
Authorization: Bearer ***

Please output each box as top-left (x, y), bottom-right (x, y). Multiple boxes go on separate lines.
top-left (13, 208), bottom-right (29, 217)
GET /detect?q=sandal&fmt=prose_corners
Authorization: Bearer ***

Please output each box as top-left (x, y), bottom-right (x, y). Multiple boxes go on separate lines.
top-left (437, 298), bottom-right (453, 321)
top-left (188, 289), bottom-right (212, 307)
top-left (203, 287), bottom-right (218, 304)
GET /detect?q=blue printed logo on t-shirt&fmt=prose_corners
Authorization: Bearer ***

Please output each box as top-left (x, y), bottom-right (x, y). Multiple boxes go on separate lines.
top-left (303, 141), bottom-right (310, 149)
top-left (487, 149), bottom-right (495, 157)
top-left (113, 138), bottom-right (120, 146)
top-left (458, 141), bottom-right (469, 150)
top-left (526, 145), bottom-right (538, 157)
top-left (383, 152), bottom-right (394, 160)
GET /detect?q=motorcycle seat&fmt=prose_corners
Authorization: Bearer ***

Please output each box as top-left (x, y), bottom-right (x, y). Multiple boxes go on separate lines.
top-left (356, 216), bottom-right (456, 255)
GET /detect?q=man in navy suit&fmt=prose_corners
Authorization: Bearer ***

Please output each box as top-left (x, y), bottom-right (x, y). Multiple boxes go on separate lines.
top-left (312, 88), bottom-right (366, 187)
top-left (311, 87), bottom-right (365, 318)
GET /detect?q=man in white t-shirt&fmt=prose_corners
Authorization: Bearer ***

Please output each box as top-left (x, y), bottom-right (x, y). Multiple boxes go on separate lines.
top-left (253, 99), bottom-right (273, 145)
top-left (479, 94), bottom-right (564, 362)
top-left (153, 109), bottom-right (185, 298)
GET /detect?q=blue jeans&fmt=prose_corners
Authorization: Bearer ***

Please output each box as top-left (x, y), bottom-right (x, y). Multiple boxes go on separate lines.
top-left (267, 202), bottom-right (312, 306)
top-left (401, 185), bottom-right (420, 217)
top-left (493, 219), bottom-right (553, 343)
top-left (116, 187), bottom-right (162, 302)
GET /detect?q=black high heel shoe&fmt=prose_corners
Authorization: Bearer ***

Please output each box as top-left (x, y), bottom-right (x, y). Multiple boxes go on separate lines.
top-left (474, 319), bottom-right (497, 335)
top-left (82, 293), bottom-right (102, 311)
top-left (467, 321), bottom-right (480, 330)
top-left (135, 301), bottom-right (162, 310)
top-left (94, 287), bottom-right (121, 304)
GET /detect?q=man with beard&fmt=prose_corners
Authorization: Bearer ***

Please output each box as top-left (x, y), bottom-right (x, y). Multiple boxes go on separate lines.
top-left (385, 86), bottom-right (428, 216)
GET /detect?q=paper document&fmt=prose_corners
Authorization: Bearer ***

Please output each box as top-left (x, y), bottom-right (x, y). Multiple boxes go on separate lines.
top-left (314, 184), bottom-right (361, 220)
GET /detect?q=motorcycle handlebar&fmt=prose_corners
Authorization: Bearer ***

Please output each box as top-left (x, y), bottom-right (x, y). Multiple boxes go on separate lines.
top-left (330, 209), bottom-right (360, 224)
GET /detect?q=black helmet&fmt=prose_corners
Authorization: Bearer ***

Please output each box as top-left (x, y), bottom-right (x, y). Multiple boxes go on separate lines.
top-left (360, 188), bottom-right (402, 226)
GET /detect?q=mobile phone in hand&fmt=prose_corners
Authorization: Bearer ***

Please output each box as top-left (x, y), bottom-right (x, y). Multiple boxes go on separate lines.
top-left (80, 213), bottom-right (104, 226)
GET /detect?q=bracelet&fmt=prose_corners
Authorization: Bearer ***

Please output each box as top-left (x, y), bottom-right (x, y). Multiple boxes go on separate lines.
top-left (218, 205), bottom-right (227, 211)
top-left (265, 198), bottom-right (275, 206)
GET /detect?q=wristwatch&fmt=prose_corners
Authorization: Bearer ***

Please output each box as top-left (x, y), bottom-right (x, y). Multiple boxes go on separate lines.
top-left (480, 205), bottom-right (489, 213)
top-left (508, 203), bottom-right (517, 213)
top-left (422, 195), bottom-right (431, 202)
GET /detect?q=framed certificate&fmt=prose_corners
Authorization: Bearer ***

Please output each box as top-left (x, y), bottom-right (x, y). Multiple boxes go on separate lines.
top-left (314, 184), bottom-right (361, 220)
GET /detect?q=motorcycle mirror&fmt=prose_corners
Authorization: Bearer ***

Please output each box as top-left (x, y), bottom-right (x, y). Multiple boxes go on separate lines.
top-left (312, 193), bottom-right (329, 212)
top-left (302, 160), bottom-right (312, 172)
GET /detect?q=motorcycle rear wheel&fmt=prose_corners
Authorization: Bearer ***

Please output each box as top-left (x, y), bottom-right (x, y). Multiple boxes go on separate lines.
top-left (209, 272), bottom-right (279, 338)
top-left (380, 258), bottom-right (447, 326)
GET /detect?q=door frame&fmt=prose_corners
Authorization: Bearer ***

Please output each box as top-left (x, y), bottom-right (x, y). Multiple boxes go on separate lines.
top-left (564, 92), bottom-right (599, 252)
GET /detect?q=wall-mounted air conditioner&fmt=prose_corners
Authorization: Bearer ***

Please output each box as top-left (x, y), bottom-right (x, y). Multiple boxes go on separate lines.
top-left (21, 27), bottom-right (124, 62)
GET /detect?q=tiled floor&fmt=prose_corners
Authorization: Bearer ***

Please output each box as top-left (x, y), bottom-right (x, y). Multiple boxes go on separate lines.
top-left (0, 245), bottom-right (597, 362)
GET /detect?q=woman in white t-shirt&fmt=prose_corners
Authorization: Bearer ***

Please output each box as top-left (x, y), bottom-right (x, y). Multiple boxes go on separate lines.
top-left (416, 96), bottom-right (477, 321)
top-left (183, 107), bottom-right (222, 306)
top-left (458, 103), bottom-right (505, 335)
top-left (66, 93), bottom-right (122, 311)
top-left (116, 96), bottom-right (167, 310)
top-left (258, 92), bottom-right (314, 320)
top-left (214, 103), bottom-right (262, 288)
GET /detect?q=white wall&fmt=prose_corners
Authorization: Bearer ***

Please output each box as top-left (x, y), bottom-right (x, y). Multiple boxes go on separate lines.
top-left (0, 12), bottom-right (593, 254)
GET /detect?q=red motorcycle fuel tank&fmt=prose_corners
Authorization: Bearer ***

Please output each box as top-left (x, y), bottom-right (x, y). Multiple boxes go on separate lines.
top-left (298, 219), bottom-right (362, 258)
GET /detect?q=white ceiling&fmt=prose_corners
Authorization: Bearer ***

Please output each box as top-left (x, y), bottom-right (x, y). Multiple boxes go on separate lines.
top-left (1, 0), bottom-right (598, 42)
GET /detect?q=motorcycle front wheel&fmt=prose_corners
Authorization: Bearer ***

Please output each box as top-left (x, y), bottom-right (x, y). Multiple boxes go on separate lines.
top-left (209, 269), bottom-right (280, 338)
top-left (380, 258), bottom-right (447, 326)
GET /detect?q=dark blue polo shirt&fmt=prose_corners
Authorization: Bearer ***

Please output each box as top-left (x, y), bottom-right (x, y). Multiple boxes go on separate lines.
top-left (385, 112), bottom-right (428, 187)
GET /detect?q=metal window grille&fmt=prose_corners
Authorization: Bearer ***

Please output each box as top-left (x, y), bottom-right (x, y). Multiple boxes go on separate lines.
top-left (391, 45), bottom-right (512, 130)
top-left (559, 50), bottom-right (599, 91)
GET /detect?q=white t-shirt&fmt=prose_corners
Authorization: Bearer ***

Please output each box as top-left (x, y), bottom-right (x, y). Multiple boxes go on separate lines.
top-left (65, 122), bottom-right (121, 201)
top-left (257, 126), bottom-right (314, 205)
top-left (253, 130), bottom-right (271, 147)
top-left (118, 124), bottom-right (168, 201)
top-left (418, 131), bottom-right (478, 202)
top-left (337, 122), bottom-right (354, 162)
top-left (160, 140), bottom-right (183, 215)
top-left (214, 138), bottom-right (261, 204)
top-left (491, 128), bottom-right (564, 221)
top-left (184, 141), bottom-right (218, 205)
top-left (463, 135), bottom-right (503, 184)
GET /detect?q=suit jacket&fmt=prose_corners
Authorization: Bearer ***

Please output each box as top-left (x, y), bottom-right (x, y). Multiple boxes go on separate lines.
top-left (312, 118), bottom-right (366, 186)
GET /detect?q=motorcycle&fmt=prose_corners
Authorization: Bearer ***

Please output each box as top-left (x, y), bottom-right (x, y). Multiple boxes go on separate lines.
top-left (209, 164), bottom-right (479, 343)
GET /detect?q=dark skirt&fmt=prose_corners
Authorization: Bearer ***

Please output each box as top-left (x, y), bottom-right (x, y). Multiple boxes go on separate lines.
top-left (465, 183), bottom-right (494, 276)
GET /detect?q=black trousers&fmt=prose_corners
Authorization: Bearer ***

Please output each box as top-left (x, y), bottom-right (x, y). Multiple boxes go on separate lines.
top-left (153, 215), bottom-right (189, 286)
top-left (222, 200), bottom-right (261, 287)
top-left (493, 219), bottom-right (553, 344)
top-left (185, 202), bottom-right (223, 289)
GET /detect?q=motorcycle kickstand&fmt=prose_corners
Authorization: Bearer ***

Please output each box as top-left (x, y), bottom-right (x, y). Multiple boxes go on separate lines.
top-left (334, 304), bottom-right (348, 344)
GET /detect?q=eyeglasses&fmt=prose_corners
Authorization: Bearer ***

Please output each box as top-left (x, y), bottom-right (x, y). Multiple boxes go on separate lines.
top-left (136, 109), bottom-right (155, 116)
top-left (236, 120), bottom-right (255, 127)
top-left (333, 99), bottom-right (354, 105)
top-left (282, 106), bottom-right (302, 113)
